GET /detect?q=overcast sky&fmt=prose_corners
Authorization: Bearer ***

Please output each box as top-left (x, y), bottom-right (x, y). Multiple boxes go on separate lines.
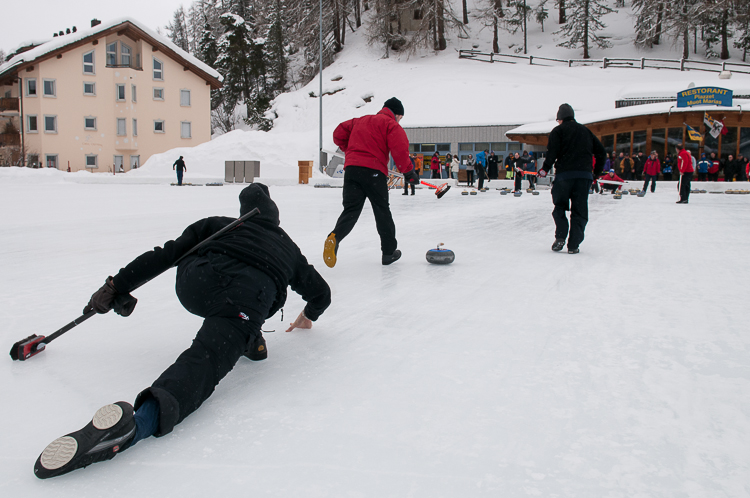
top-left (1, 1), bottom-right (187, 55)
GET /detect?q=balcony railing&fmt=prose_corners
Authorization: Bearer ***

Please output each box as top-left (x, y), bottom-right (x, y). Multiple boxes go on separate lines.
top-left (0, 132), bottom-right (21, 147)
top-left (0, 98), bottom-right (19, 112)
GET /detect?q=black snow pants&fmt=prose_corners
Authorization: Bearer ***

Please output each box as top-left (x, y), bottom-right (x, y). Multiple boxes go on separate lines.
top-left (331, 165), bottom-right (397, 255)
top-left (134, 252), bottom-right (276, 437)
top-left (551, 177), bottom-right (591, 250)
top-left (679, 172), bottom-right (693, 202)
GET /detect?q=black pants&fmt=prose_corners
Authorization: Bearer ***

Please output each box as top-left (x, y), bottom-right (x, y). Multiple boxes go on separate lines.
top-left (514, 173), bottom-right (522, 192)
top-left (135, 253), bottom-right (276, 437)
top-left (403, 181), bottom-right (415, 195)
top-left (708, 172), bottom-right (718, 182)
top-left (663, 172), bottom-right (673, 181)
top-left (679, 172), bottom-right (692, 202)
top-left (643, 174), bottom-right (657, 192)
top-left (476, 166), bottom-right (485, 189)
top-left (467, 170), bottom-right (474, 186)
top-left (526, 174), bottom-right (536, 189)
top-left (176, 170), bottom-right (184, 186)
top-left (551, 177), bottom-right (591, 250)
top-left (431, 169), bottom-right (440, 179)
top-left (697, 172), bottom-right (708, 181)
top-left (331, 166), bottom-right (397, 255)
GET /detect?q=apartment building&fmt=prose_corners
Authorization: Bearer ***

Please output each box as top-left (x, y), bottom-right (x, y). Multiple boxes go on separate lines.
top-left (0, 18), bottom-right (222, 172)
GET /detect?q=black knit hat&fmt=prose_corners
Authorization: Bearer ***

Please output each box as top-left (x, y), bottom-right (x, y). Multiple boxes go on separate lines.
top-left (556, 103), bottom-right (575, 121)
top-left (383, 97), bottom-right (404, 116)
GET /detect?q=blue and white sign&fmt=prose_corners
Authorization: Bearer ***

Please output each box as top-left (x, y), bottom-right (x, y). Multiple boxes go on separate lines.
top-left (677, 86), bottom-right (733, 108)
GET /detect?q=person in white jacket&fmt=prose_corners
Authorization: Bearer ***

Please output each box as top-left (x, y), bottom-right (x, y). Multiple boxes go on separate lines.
top-left (451, 156), bottom-right (460, 180)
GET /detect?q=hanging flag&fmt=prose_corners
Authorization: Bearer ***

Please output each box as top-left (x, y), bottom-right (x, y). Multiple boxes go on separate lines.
top-left (686, 124), bottom-right (703, 142)
top-left (720, 119), bottom-right (728, 135)
top-left (704, 112), bottom-right (724, 139)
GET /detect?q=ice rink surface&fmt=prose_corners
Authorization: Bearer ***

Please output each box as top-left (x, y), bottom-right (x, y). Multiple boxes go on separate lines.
top-left (2, 179), bottom-right (749, 497)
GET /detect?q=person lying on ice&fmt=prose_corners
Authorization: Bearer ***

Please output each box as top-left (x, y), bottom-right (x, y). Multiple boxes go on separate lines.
top-left (598, 169), bottom-right (625, 194)
top-left (33, 183), bottom-right (331, 479)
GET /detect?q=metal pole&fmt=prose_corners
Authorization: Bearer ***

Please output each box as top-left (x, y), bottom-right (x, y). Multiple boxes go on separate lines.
top-left (19, 77), bottom-right (25, 167)
top-left (319, 0), bottom-right (324, 172)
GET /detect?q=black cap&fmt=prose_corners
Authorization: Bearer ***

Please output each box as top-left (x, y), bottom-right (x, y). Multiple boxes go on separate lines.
top-left (556, 103), bottom-right (575, 121)
top-left (383, 97), bottom-right (404, 116)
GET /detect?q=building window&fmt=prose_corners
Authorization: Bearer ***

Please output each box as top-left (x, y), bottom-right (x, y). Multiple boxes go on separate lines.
top-left (616, 132), bottom-right (632, 155)
top-left (83, 50), bottom-right (95, 74)
top-left (27, 115), bottom-right (38, 133)
top-left (26, 78), bottom-right (37, 97)
top-left (107, 42), bottom-right (117, 66)
top-left (130, 155), bottom-right (140, 169)
top-left (116, 84), bottom-right (126, 101)
top-left (153, 57), bottom-right (163, 80)
top-left (181, 121), bottom-right (191, 138)
top-left (180, 89), bottom-right (191, 106)
top-left (83, 82), bottom-right (96, 95)
top-left (121, 43), bottom-right (132, 67)
top-left (117, 118), bottom-right (126, 136)
top-left (46, 154), bottom-right (58, 169)
top-left (132, 118), bottom-right (138, 136)
top-left (84, 116), bottom-right (97, 130)
top-left (413, 9), bottom-right (423, 20)
top-left (85, 154), bottom-right (98, 169)
top-left (43, 79), bottom-right (56, 97)
top-left (131, 84), bottom-right (137, 102)
top-left (44, 115), bottom-right (57, 133)
top-left (632, 130), bottom-right (647, 154)
top-left (154, 120), bottom-right (165, 133)
top-left (153, 87), bottom-right (164, 100)
top-left (114, 155), bottom-right (124, 172)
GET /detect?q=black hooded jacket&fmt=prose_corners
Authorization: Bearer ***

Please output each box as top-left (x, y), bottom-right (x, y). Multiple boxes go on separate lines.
top-left (111, 184), bottom-right (330, 321)
top-left (541, 117), bottom-right (606, 180)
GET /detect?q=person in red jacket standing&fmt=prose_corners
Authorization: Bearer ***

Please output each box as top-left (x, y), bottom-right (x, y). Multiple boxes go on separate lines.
top-left (642, 150), bottom-right (661, 193)
top-left (708, 152), bottom-right (720, 182)
top-left (676, 143), bottom-right (694, 204)
top-left (324, 97), bottom-right (419, 268)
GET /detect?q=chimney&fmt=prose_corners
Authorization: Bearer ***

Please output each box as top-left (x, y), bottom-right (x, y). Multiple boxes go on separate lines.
top-left (91, 19), bottom-right (101, 28)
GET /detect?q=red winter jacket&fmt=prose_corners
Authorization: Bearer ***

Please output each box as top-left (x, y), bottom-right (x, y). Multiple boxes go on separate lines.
top-left (598, 172), bottom-right (625, 184)
top-left (677, 149), bottom-right (694, 173)
top-left (709, 159), bottom-right (720, 174)
top-left (430, 155), bottom-right (440, 170)
top-left (333, 107), bottom-right (413, 176)
top-left (643, 158), bottom-right (661, 176)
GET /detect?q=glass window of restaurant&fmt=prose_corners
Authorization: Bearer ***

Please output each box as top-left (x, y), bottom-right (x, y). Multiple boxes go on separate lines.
top-left (651, 129), bottom-right (666, 158)
top-left (721, 127), bottom-right (738, 159)
top-left (739, 128), bottom-right (750, 159)
top-left (667, 128), bottom-right (684, 158)
top-left (601, 135), bottom-right (614, 155)
top-left (616, 132), bottom-right (631, 155)
top-left (632, 130), bottom-right (647, 154)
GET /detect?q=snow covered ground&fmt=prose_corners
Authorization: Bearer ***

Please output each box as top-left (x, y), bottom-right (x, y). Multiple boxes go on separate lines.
top-left (2, 174), bottom-right (750, 496)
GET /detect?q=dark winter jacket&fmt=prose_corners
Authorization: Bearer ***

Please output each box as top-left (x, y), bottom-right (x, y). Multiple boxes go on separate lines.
top-left (633, 155), bottom-right (645, 175)
top-left (618, 158), bottom-right (634, 176)
top-left (541, 117), bottom-right (606, 180)
top-left (111, 184), bottom-right (331, 321)
top-left (504, 155), bottom-right (514, 171)
top-left (333, 107), bottom-right (412, 176)
top-left (488, 154), bottom-right (499, 171)
top-left (697, 158), bottom-right (711, 174)
top-left (173, 158), bottom-right (186, 171)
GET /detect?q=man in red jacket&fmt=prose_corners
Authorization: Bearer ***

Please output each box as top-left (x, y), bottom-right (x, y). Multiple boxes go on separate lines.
top-left (324, 98), bottom-right (419, 267)
top-left (677, 143), bottom-right (694, 204)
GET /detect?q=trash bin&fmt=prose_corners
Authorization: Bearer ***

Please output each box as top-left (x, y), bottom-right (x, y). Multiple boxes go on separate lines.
top-left (298, 160), bottom-right (313, 184)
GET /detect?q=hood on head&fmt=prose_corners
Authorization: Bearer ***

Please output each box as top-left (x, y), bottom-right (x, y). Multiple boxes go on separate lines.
top-left (557, 103), bottom-right (575, 121)
top-left (239, 183), bottom-right (280, 226)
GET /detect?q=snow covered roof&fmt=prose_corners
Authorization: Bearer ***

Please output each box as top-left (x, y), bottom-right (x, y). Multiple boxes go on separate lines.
top-left (0, 17), bottom-right (222, 86)
top-left (506, 99), bottom-right (750, 137)
top-left (615, 79), bottom-right (750, 100)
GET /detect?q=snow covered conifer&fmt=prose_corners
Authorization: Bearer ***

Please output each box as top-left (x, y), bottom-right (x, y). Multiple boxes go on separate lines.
top-left (554, 0), bottom-right (615, 59)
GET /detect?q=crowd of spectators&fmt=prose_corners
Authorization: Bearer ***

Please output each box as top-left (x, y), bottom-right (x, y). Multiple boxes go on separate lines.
top-left (603, 149), bottom-right (749, 182)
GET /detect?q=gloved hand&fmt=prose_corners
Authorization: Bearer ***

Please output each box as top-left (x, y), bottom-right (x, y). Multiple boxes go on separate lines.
top-left (538, 169), bottom-right (548, 178)
top-left (404, 169), bottom-right (420, 185)
top-left (84, 277), bottom-right (137, 317)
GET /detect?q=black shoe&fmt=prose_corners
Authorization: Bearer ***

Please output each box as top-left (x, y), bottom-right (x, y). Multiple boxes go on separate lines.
top-left (244, 334), bottom-right (267, 361)
top-left (551, 239), bottom-right (565, 252)
top-left (568, 247), bottom-right (580, 254)
top-left (35, 402), bottom-right (136, 479)
top-left (382, 249), bottom-right (402, 265)
top-left (676, 200), bottom-right (688, 204)
top-left (402, 192), bottom-right (408, 195)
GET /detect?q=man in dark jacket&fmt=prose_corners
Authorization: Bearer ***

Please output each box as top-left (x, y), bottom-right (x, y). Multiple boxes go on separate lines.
top-left (539, 104), bottom-right (605, 254)
top-left (173, 156), bottom-right (186, 186)
top-left (487, 151), bottom-right (499, 179)
top-left (34, 184), bottom-right (331, 479)
top-left (324, 97), bottom-right (419, 268)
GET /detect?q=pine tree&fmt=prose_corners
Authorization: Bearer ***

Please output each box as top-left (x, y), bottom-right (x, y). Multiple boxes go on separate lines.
top-left (536, 0), bottom-right (549, 32)
top-left (555, 0), bottom-right (615, 59)
top-left (504, 1), bottom-right (533, 54)
top-left (734, 0), bottom-right (750, 61)
top-left (266, 0), bottom-right (288, 95)
top-left (632, 0), bottom-right (668, 48)
top-left (167, 6), bottom-right (191, 52)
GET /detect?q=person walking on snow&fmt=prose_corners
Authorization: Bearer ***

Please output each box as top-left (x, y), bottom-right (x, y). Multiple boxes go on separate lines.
top-left (323, 97), bottom-right (419, 268)
top-left (33, 183), bottom-right (332, 479)
top-left (642, 150), bottom-right (661, 193)
top-left (539, 104), bottom-right (605, 254)
top-left (676, 144), bottom-right (693, 204)
top-left (173, 156), bottom-right (187, 186)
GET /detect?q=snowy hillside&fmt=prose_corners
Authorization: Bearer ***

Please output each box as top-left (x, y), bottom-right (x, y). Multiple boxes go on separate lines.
top-left (115, 0), bottom-right (750, 181)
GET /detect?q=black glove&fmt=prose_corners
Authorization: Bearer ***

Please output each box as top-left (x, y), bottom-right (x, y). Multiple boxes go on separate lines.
top-left (404, 169), bottom-right (420, 185)
top-left (84, 277), bottom-right (137, 317)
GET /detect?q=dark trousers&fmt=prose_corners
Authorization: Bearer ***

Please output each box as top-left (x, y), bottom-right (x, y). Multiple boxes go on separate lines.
top-left (176, 170), bottom-right (184, 186)
top-left (403, 181), bottom-right (415, 195)
top-left (708, 172), bottom-right (718, 182)
top-left (332, 166), bottom-right (397, 255)
top-left (476, 166), bottom-right (486, 189)
top-left (643, 174), bottom-right (657, 192)
top-left (526, 174), bottom-right (536, 189)
top-left (551, 177), bottom-right (591, 250)
top-left (467, 170), bottom-right (474, 186)
top-left (697, 172), bottom-right (708, 181)
top-left (664, 172), bottom-right (673, 181)
top-left (135, 253), bottom-right (276, 437)
top-left (431, 169), bottom-right (440, 179)
top-left (514, 173), bottom-right (522, 192)
top-left (679, 172), bottom-right (693, 202)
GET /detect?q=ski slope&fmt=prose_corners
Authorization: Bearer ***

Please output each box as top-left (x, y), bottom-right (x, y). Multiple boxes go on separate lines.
top-left (2, 175), bottom-right (749, 497)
